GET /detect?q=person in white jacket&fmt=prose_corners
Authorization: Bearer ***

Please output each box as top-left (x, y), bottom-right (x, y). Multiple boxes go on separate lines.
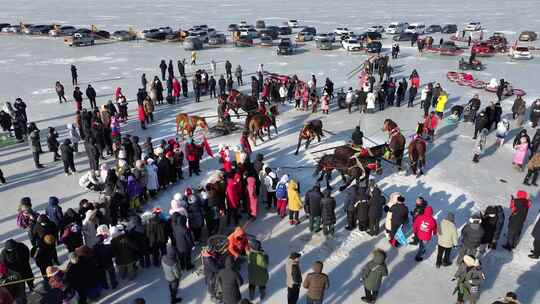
top-left (366, 91), bottom-right (376, 113)
top-left (279, 84), bottom-right (288, 103)
top-left (495, 119), bottom-right (510, 147)
top-left (264, 167), bottom-right (278, 210)
top-left (146, 158), bottom-right (159, 197)
top-left (346, 87), bottom-right (355, 113)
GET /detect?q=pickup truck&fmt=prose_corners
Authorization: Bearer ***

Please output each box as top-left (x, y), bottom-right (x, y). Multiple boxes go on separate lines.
top-left (64, 33), bottom-right (95, 46)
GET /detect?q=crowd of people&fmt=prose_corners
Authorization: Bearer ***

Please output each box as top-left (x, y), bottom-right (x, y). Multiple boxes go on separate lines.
top-left (1, 43), bottom-right (539, 304)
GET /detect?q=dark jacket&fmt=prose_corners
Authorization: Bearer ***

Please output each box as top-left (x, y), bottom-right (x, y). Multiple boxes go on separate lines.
top-left (508, 198), bottom-right (530, 232)
top-left (461, 222), bottom-right (485, 249)
top-left (93, 237), bottom-right (115, 268)
top-left (145, 214), bottom-right (167, 247)
top-left (170, 214), bottom-right (194, 254)
top-left (352, 127), bottom-right (364, 145)
top-left (216, 256), bottom-right (243, 304)
top-left (481, 205), bottom-right (505, 245)
top-left (202, 250), bottom-right (222, 285)
top-left (0, 240), bottom-right (33, 281)
top-left (532, 215), bottom-right (540, 240)
top-left (368, 187), bottom-right (384, 222)
top-left (111, 233), bottom-right (138, 265)
top-left (46, 197), bottom-right (63, 227)
top-left (304, 186), bottom-right (322, 217)
top-left (60, 139), bottom-right (74, 162)
top-left (303, 261), bottom-right (329, 300)
top-left (390, 203), bottom-right (408, 229)
top-left (475, 112), bottom-right (489, 131)
top-left (321, 190), bottom-right (336, 225)
top-left (131, 136), bottom-right (142, 161)
top-left (47, 130), bottom-right (59, 152)
top-left (361, 249), bottom-right (388, 291)
top-left (85, 86), bottom-right (96, 100)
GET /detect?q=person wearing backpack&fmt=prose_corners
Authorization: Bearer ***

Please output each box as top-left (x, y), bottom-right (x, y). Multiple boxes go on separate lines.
top-left (275, 174), bottom-right (289, 218)
top-left (361, 249), bottom-right (388, 303)
top-left (247, 240), bottom-right (269, 301)
top-left (453, 255), bottom-right (485, 304)
top-left (264, 167), bottom-right (278, 210)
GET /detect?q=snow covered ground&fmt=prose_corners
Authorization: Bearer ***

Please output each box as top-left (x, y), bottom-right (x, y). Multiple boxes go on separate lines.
top-left (1, 0), bottom-right (540, 303)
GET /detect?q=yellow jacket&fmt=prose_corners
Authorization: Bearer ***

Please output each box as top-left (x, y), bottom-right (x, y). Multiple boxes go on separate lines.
top-left (287, 180), bottom-right (302, 211)
top-left (435, 94), bottom-right (448, 113)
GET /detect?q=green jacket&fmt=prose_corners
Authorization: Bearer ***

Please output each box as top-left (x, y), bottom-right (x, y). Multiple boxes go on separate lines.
top-left (361, 250), bottom-right (388, 291)
top-left (247, 249), bottom-right (269, 286)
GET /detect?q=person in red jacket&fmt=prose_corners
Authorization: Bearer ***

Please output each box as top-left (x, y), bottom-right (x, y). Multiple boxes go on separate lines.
top-left (172, 77), bottom-right (181, 103)
top-left (185, 137), bottom-right (199, 176)
top-left (218, 145), bottom-right (233, 173)
top-left (240, 131), bottom-right (252, 155)
top-left (424, 111), bottom-right (439, 140)
top-left (246, 175), bottom-right (258, 219)
top-left (503, 190), bottom-right (532, 251)
top-left (412, 206), bottom-right (437, 261)
top-left (137, 104), bottom-right (146, 130)
top-left (225, 171), bottom-right (242, 226)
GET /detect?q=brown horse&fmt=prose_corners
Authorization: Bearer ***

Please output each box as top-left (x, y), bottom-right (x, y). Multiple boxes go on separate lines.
top-left (295, 119), bottom-right (324, 155)
top-left (313, 143), bottom-right (388, 190)
top-left (408, 137), bottom-right (427, 177)
top-left (226, 89), bottom-right (259, 117)
top-left (383, 119), bottom-right (406, 171)
top-left (246, 113), bottom-right (272, 146)
top-left (175, 114), bottom-right (209, 138)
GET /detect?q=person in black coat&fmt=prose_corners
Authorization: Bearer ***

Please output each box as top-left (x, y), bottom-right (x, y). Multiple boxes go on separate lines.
top-left (1, 239), bottom-right (34, 290)
top-left (225, 60), bottom-right (232, 78)
top-left (496, 79), bottom-right (506, 101)
top-left (131, 136), bottom-right (142, 161)
top-left (93, 234), bottom-right (118, 289)
top-left (216, 256), bottom-right (243, 304)
top-left (251, 76), bottom-right (259, 99)
top-left (180, 76), bottom-right (188, 97)
top-left (304, 184), bottom-right (322, 233)
top-left (66, 247), bottom-right (99, 303)
top-left (121, 136), bottom-right (134, 165)
top-left (60, 139), bottom-right (76, 175)
top-left (367, 183), bottom-right (385, 236)
top-left (170, 213), bottom-right (194, 270)
top-left (202, 247), bottom-right (223, 301)
top-left (321, 190), bottom-right (336, 236)
top-left (145, 211), bottom-right (168, 266)
top-left (167, 60), bottom-right (174, 80)
top-left (127, 217), bottom-right (151, 268)
top-left (529, 215), bottom-right (540, 259)
top-left (177, 60), bottom-right (185, 77)
top-left (480, 205), bottom-right (504, 253)
top-left (218, 75), bottom-right (227, 96)
top-left (86, 84), bottom-right (97, 109)
top-left (345, 186), bottom-right (359, 230)
top-left (356, 188), bottom-right (370, 232)
top-left (85, 137), bottom-right (100, 171)
top-left (389, 196), bottom-right (408, 245)
top-left (47, 127), bottom-right (61, 162)
top-left (473, 111), bottom-right (489, 139)
top-left (159, 60), bottom-right (167, 80)
top-left (531, 129), bottom-right (540, 153)
top-left (90, 122), bottom-right (106, 159)
top-left (157, 155), bottom-right (171, 189)
top-left (141, 73), bottom-right (147, 90)
top-left (503, 191), bottom-right (532, 251)
top-left (209, 76), bottom-right (217, 99)
top-left (352, 126), bottom-right (364, 146)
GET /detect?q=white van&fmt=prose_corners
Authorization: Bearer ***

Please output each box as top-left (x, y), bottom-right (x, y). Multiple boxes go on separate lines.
top-left (405, 23), bottom-right (426, 34)
top-left (385, 22), bottom-right (408, 34)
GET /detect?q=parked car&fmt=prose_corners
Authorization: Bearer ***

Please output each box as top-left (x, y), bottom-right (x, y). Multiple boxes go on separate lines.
top-left (277, 38), bottom-right (295, 54)
top-left (300, 26), bottom-right (317, 35)
top-left (367, 25), bottom-right (385, 33)
top-left (184, 37), bottom-right (203, 50)
top-left (144, 29), bottom-right (167, 41)
top-left (366, 41), bottom-right (382, 53)
top-left (393, 32), bottom-right (416, 41)
top-left (255, 20), bottom-right (266, 29)
top-left (426, 24), bottom-right (442, 33)
top-left (464, 22), bottom-right (482, 31)
top-left (1, 25), bottom-right (23, 33)
top-left (471, 41), bottom-right (496, 56)
top-left (208, 33), bottom-right (226, 45)
top-left (235, 35), bottom-right (253, 47)
top-left (441, 24), bottom-right (458, 34)
top-left (158, 27), bottom-right (173, 34)
top-left (24, 24), bottom-right (53, 35)
top-left (519, 31), bottom-right (537, 42)
top-left (342, 37), bottom-right (363, 51)
top-left (511, 46), bottom-right (533, 60)
top-left (278, 26), bottom-right (292, 35)
top-left (386, 22), bottom-right (408, 34)
top-left (315, 32), bottom-right (335, 42)
top-left (93, 30), bottom-right (110, 39)
top-left (227, 24), bottom-right (239, 31)
top-left (260, 36), bottom-right (274, 46)
top-left (316, 38), bottom-right (333, 50)
top-left (334, 27), bottom-right (352, 36)
top-left (49, 25), bottom-right (77, 37)
top-left (296, 31), bottom-right (314, 42)
top-left (0, 23), bottom-right (10, 31)
top-left (112, 30), bottom-right (136, 41)
top-left (359, 31), bottom-right (382, 41)
top-left (188, 30), bottom-right (209, 42)
top-left (259, 28), bottom-right (279, 39)
top-left (240, 28), bottom-right (259, 39)
top-left (288, 19), bottom-right (299, 28)
top-left (405, 23), bottom-right (426, 34)
top-left (64, 33), bottom-right (95, 46)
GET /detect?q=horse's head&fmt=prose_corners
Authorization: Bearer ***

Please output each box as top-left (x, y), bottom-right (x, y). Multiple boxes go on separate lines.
top-left (198, 118), bottom-right (209, 133)
top-left (416, 122), bottom-right (424, 135)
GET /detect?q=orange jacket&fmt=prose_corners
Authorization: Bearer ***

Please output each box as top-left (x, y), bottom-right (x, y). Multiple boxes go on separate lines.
top-left (227, 226), bottom-right (250, 258)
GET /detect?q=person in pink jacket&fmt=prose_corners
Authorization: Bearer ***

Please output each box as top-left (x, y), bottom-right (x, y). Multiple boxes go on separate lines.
top-left (321, 93), bottom-right (330, 114)
top-left (246, 176), bottom-right (258, 219)
top-left (302, 86), bottom-right (310, 111)
top-left (412, 206), bottom-right (437, 261)
top-left (513, 137), bottom-right (529, 170)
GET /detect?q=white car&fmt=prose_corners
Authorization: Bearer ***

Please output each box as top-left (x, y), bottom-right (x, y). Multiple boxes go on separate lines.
top-left (464, 22), bottom-right (482, 31)
top-left (1, 25), bottom-right (22, 33)
top-left (240, 28), bottom-right (259, 39)
top-left (288, 19), bottom-right (299, 28)
top-left (386, 22), bottom-right (408, 34)
top-left (342, 38), bottom-right (363, 51)
top-left (315, 32), bottom-right (335, 42)
top-left (511, 46), bottom-right (533, 60)
top-left (367, 25), bottom-right (385, 33)
top-left (405, 23), bottom-right (426, 34)
top-left (158, 27), bottom-right (173, 34)
top-left (334, 27), bottom-right (353, 36)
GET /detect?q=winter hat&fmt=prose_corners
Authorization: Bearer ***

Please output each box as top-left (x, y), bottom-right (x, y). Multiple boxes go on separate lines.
top-left (20, 197), bottom-right (32, 208)
top-left (165, 151), bottom-right (173, 158)
top-left (290, 252), bottom-right (302, 259)
top-left (173, 193), bottom-right (184, 202)
top-left (146, 158), bottom-right (154, 165)
top-left (96, 224), bottom-right (110, 237)
top-left (118, 149), bottom-right (127, 160)
top-left (505, 292), bottom-right (517, 301)
top-left (397, 195), bottom-right (405, 203)
top-left (170, 199), bottom-right (183, 215)
top-left (280, 174), bottom-right (289, 184)
top-left (469, 213), bottom-right (482, 224)
top-left (463, 255), bottom-right (479, 267)
top-left (185, 187), bottom-right (193, 196)
top-left (152, 207), bottom-right (162, 214)
top-left (516, 190), bottom-right (528, 200)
